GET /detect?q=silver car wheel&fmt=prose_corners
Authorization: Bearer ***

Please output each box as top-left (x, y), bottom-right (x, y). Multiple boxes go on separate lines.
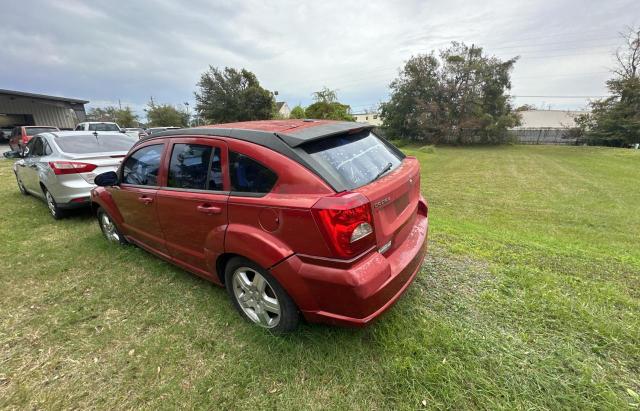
top-left (232, 267), bottom-right (281, 328)
top-left (99, 213), bottom-right (120, 242)
top-left (45, 191), bottom-right (57, 216)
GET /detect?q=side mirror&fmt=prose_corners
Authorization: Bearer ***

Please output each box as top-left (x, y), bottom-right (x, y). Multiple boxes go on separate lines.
top-left (120, 129), bottom-right (126, 133)
top-left (94, 171), bottom-right (119, 186)
top-left (21, 147), bottom-right (29, 157)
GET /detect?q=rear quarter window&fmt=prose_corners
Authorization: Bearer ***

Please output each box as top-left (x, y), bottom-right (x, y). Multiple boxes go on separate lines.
top-left (229, 152), bottom-right (277, 194)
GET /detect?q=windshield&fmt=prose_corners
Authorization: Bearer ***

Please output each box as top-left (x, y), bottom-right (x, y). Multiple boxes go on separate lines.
top-left (88, 123), bottom-right (120, 132)
top-left (55, 134), bottom-right (136, 154)
top-left (302, 131), bottom-right (402, 190)
top-left (25, 127), bottom-right (58, 136)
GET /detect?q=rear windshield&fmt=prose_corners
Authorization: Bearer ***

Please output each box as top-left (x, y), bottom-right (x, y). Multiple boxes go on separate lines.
top-left (302, 131), bottom-right (403, 190)
top-left (25, 127), bottom-right (57, 136)
top-left (88, 123), bottom-right (120, 132)
top-left (55, 134), bottom-right (137, 154)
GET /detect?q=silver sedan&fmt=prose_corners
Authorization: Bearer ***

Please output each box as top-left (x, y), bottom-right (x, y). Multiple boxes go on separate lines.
top-left (13, 131), bottom-right (137, 219)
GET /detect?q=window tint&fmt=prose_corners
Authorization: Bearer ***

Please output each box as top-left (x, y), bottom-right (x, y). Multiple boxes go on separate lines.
top-left (229, 152), bottom-right (277, 194)
top-left (302, 131), bottom-right (402, 190)
top-left (122, 144), bottom-right (163, 186)
top-left (75, 124), bottom-right (83, 131)
top-left (25, 138), bottom-right (37, 156)
top-left (55, 134), bottom-right (136, 153)
top-left (32, 137), bottom-right (45, 156)
top-left (88, 123), bottom-right (120, 132)
top-left (25, 127), bottom-right (57, 136)
top-left (168, 144), bottom-right (223, 191)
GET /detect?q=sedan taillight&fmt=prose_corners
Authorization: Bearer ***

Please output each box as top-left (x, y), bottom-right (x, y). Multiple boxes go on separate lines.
top-left (49, 161), bottom-right (97, 175)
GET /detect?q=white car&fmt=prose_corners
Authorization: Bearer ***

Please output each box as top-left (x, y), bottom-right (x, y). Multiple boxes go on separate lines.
top-left (75, 122), bottom-right (124, 133)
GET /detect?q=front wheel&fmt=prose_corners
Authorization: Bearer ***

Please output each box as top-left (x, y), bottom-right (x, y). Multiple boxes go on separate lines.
top-left (225, 257), bottom-right (299, 334)
top-left (97, 207), bottom-right (127, 245)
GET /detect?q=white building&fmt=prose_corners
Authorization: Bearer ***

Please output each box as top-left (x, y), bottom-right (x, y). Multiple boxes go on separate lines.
top-left (511, 109), bottom-right (587, 144)
top-left (276, 102), bottom-right (290, 118)
top-left (353, 112), bottom-right (382, 126)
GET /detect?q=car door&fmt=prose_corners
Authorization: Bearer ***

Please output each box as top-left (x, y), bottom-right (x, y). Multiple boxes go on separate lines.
top-left (155, 138), bottom-right (230, 278)
top-left (20, 137), bottom-right (44, 193)
top-left (110, 143), bottom-right (169, 256)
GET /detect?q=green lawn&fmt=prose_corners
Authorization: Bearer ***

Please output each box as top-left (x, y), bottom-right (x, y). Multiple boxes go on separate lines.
top-left (1, 145), bottom-right (638, 409)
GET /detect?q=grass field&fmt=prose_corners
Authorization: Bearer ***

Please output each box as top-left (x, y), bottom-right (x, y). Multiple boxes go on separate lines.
top-left (1, 145), bottom-right (639, 409)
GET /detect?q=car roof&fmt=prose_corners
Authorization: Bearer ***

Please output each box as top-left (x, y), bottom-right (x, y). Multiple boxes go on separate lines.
top-left (149, 119), bottom-right (374, 148)
top-left (24, 125), bottom-right (58, 128)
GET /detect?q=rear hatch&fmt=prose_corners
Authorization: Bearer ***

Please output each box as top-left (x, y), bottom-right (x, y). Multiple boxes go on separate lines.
top-left (354, 157), bottom-right (420, 251)
top-left (301, 130), bottom-right (420, 254)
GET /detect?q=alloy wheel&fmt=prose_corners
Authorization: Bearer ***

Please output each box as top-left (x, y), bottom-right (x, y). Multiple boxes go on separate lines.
top-left (45, 191), bottom-right (57, 216)
top-left (99, 212), bottom-right (120, 242)
top-left (232, 267), bottom-right (281, 328)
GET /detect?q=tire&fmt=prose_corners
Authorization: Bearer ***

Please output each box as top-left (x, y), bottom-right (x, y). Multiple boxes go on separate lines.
top-left (224, 256), bottom-right (299, 334)
top-left (15, 173), bottom-right (28, 195)
top-left (97, 207), bottom-right (128, 245)
top-left (43, 188), bottom-right (65, 220)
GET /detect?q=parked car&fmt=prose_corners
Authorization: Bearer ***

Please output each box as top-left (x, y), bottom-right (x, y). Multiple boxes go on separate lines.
top-left (8, 126), bottom-right (60, 152)
top-left (0, 127), bottom-right (13, 142)
top-left (124, 128), bottom-right (147, 139)
top-left (91, 120), bottom-right (429, 333)
top-left (145, 126), bottom-right (181, 135)
top-left (75, 122), bottom-right (125, 133)
top-left (13, 131), bottom-right (137, 219)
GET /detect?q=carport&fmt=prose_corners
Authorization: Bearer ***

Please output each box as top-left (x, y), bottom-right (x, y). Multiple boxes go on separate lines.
top-left (0, 89), bottom-right (89, 130)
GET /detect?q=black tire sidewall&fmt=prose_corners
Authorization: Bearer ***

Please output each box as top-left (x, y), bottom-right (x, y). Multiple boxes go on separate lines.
top-left (224, 256), bottom-right (299, 334)
top-left (43, 188), bottom-right (63, 219)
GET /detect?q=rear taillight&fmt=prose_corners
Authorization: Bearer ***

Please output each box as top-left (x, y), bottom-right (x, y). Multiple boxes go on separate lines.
top-left (48, 161), bottom-right (97, 175)
top-left (311, 192), bottom-right (376, 259)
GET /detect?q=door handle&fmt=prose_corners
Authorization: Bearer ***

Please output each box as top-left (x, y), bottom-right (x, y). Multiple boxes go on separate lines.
top-left (137, 195), bottom-right (153, 205)
top-left (196, 204), bottom-right (222, 215)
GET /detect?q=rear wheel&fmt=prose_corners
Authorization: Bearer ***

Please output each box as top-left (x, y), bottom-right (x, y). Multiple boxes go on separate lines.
top-left (97, 208), bottom-right (127, 245)
top-left (43, 188), bottom-right (64, 219)
top-left (225, 257), bottom-right (299, 334)
top-left (15, 173), bottom-right (28, 195)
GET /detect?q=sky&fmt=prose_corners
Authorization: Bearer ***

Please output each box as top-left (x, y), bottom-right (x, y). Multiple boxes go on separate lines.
top-left (2, 0), bottom-right (639, 119)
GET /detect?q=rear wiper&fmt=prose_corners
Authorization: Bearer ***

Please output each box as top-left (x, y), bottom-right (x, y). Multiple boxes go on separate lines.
top-left (372, 162), bottom-right (393, 182)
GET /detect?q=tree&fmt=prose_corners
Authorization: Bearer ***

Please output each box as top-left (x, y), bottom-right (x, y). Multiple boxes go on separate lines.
top-left (195, 66), bottom-right (274, 123)
top-left (575, 26), bottom-right (640, 146)
top-left (86, 106), bottom-right (139, 127)
top-left (304, 87), bottom-right (354, 121)
top-left (146, 101), bottom-right (190, 127)
top-left (380, 42), bottom-right (520, 144)
top-left (290, 105), bottom-right (306, 119)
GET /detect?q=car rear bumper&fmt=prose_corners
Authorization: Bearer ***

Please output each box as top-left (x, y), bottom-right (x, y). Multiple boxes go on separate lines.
top-left (270, 203), bottom-right (428, 327)
top-left (47, 178), bottom-right (94, 208)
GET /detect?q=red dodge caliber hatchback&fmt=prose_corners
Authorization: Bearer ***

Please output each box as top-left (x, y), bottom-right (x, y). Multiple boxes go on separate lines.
top-left (91, 120), bottom-right (428, 333)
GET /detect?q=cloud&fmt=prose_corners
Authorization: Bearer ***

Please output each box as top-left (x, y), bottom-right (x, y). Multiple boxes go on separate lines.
top-left (1, 0), bottom-right (638, 117)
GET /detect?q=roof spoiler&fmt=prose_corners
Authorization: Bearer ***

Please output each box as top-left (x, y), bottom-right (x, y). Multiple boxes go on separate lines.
top-left (276, 122), bottom-right (375, 147)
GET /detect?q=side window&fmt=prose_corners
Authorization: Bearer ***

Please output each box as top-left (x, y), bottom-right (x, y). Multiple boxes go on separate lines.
top-left (24, 138), bottom-right (37, 157)
top-left (88, 124), bottom-right (97, 131)
top-left (75, 124), bottom-right (83, 131)
top-left (122, 144), bottom-right (163, 186)
top-left (168, 144), bottom-right (222, 191)
top-left (229, 151), bottom-right (277, 194)
top-left (31, 137), bottom-right (45, 156)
